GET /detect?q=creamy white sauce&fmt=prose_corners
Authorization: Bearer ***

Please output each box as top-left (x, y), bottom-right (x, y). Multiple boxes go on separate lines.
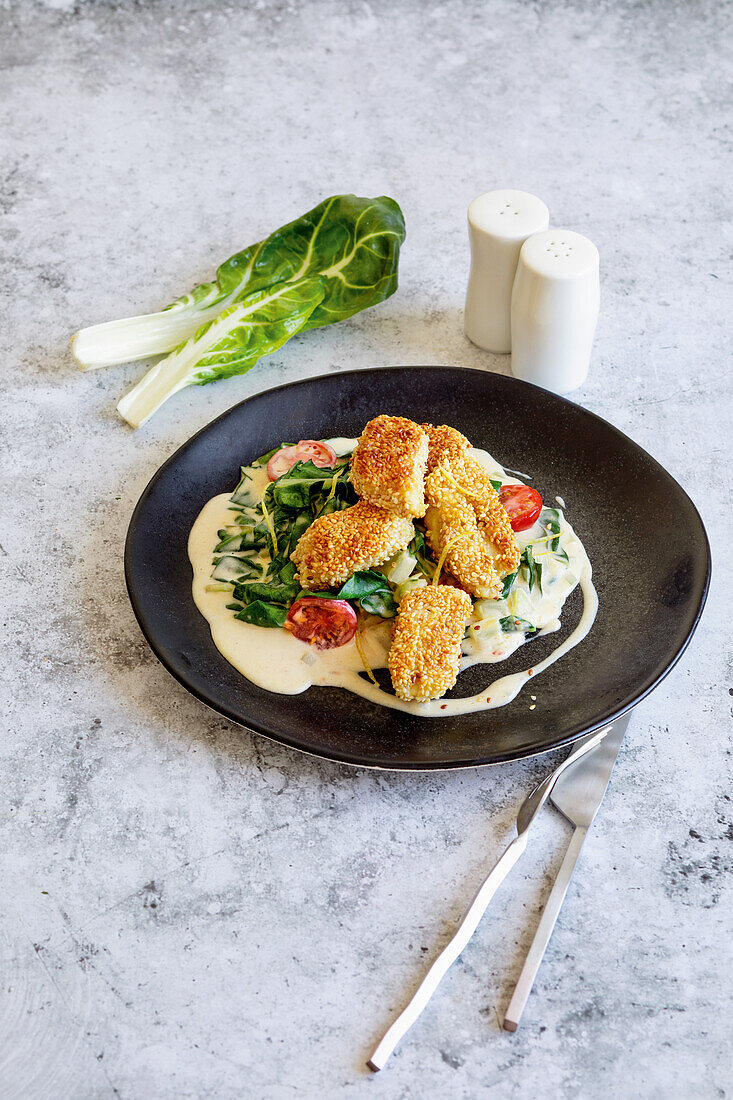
top-left (188, 441), bottom-right (598, 716)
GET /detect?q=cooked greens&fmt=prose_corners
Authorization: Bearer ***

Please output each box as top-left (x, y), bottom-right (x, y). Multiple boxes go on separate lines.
top-left (541, 506), bottom-right (570, 563)
top-left (520, 545), bottom-right (543, 594)
top-left (71, 194), bottom-right (406, 427)
top-left (337, 570), bottom-right (398, 618)
top-left (221, 453), bottom-right (355, 624)
top-left (499, 616), bottom-right (537, 634)
top-left (211, 442), bottom-right (422, 626)
top-left (500, 570), bottom-right (518, 599)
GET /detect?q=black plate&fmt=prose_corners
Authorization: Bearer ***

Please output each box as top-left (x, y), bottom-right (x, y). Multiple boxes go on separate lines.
top-left (125, 367), bottom-right (710, 769)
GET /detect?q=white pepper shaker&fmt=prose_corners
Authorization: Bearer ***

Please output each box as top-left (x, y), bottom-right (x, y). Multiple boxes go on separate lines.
top-left (510, 229), bottom-right (599, 393)
top-left (464, 190), bottom-right (550, 353)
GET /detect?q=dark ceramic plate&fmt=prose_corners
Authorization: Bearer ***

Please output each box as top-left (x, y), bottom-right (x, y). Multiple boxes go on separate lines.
top-left (125, 367), bottom-right (710, 769)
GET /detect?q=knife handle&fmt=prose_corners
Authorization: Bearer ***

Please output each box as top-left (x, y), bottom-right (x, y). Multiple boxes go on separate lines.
top-left (368, 832), bottom-right (528, 1071)
top-left (503, 825), bottom-right (587, 1032)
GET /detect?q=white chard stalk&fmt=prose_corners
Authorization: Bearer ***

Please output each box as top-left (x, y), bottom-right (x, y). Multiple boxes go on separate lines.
top-left (117, 278), bottom-right (325, 428)
top-left (71, 302), bottom-right (226, 370)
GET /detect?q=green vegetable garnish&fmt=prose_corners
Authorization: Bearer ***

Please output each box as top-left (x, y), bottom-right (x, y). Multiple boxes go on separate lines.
top-left (500, 616), bottom-right (537, 634)
top-left (232, 601), bottom-right (288, 629)
top-left (520, 545), bottom-right (543, 593)
top-left (337, 570), bottom-right (398, 618)
top-left (540, 506), bottom-right (570, 562)
top-left (501, 570), bottom-right (518, 598)
top-left (408, 530), bottom-right (436, 577)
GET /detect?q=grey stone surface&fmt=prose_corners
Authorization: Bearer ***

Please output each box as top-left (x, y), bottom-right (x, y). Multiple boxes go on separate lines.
top-left (1, 1), bottom-right (731, 1097)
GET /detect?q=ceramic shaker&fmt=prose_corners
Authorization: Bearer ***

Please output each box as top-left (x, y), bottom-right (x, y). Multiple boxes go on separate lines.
top-left (510, 230), bottom-right (599, 393)
top-left (464, 190), bottom-right (550, 353)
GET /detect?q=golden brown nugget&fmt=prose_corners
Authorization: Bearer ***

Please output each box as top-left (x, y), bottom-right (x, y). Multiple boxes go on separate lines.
top-left (291, 500), bottom-right (414, 588)
top-left (388, 586), bottom-right (473, 702)
top-left (421, 423), bottom-right (471, 473)
top-left (350, 415), bottom-right (428, 518)
top-left (424, 455), bottom-right (520, 598)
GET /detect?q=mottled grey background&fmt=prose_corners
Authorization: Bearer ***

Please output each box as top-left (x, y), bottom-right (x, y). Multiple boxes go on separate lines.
top-left (1, 1), bottom-right (731, 1097)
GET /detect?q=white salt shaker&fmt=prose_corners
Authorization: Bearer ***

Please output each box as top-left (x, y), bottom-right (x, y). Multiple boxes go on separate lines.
top-left (510, 229), bottom-right (599, 393)
top-left (464, 190), bottom-right (550, 353)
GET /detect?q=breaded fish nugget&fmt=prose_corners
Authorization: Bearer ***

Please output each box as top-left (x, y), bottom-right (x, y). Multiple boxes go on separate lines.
top-left (388, 586), bottom-right (472, 702)
top-left (350, 415), bottom-right (428, 518)
top-left (421, 423), bottom-right (471, 473)
top-left (291, 500), bottom-right (414, 588)
top-left (424, 455), bottom-right (520, 598)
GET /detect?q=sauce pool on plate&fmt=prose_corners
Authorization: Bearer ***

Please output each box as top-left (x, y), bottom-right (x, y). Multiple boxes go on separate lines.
top-left (188, 440), bottom-right (598, 716)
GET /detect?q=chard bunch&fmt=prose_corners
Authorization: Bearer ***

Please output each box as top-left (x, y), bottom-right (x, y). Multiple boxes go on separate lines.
top-left (72, 194), bottom-right (406, 427)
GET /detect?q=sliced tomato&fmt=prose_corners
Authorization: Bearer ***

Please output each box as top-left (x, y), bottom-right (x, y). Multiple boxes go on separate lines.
top-left (266, 440), bottom-right (338, 481)
top-left (285, 597), bottom-right (357, 650)
top-left (498, 484), bottom-right (543, 532)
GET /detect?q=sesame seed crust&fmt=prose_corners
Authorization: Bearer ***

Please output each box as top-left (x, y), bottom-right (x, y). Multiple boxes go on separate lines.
top-left (388, 586), bottom-right (473, 702)
top-left (424, 455), bottom-right (520, 598)
top-left (421, 423), bottom-right (471, 473)
top-left (350, 415), bottom-right (429, 518)
top-left (291, 500), bottom-right (414, 588)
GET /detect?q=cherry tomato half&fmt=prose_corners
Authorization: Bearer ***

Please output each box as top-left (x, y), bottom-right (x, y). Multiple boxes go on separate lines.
top-left (285, 597), bottom-right (357, 650)
top-left (498, 484), bottom-right (543, 532)
top-left (266, 440), bottom-right (338, 481)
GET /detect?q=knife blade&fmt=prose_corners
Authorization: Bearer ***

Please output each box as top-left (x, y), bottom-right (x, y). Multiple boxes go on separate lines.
top-left (503, 712), bottom-right (630, 1032)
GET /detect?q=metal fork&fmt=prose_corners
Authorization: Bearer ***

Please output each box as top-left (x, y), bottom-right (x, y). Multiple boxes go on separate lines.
top-left (367, 725), bottom-right (611, 1071)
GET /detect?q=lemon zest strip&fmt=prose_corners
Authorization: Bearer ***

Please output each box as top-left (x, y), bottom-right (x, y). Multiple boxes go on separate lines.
top-left (354, 621), bottom-right (379, 686)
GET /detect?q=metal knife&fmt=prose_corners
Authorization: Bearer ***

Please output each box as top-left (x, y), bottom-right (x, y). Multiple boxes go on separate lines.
top-left (367, 726), bottom-right (610, 1072)
top-left (503, 712), bottom-right (630, 1032)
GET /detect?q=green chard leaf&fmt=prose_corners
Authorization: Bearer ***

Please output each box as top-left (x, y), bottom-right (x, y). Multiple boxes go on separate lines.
top-left (360, 590), bottom-right (398, 618)
top-left (233, 601), bottom-right (288, 629)
top-left (501, 571), bottom-right (518, 598)
top-left (266, 557), bottom-right (298, 586)
top-left (215, 526), bottom-right (267, 553)
top-left (337, 569), bottom-right (397, 618)
top-left (408, 530), bottom-right (436, 576)
top-left (521, 545), bottom-right (543, 593)
top-left (211, 555), bottom-right (263, 583)
top-left (271, 464), bottom-right (337, 508)
top-left (540, 506), bottom-right (570, 561)
top-left (72, 194), bottom-right (406, 427)
top-left (315, 493), bottom-right (351, 519)
top-left (232, 579), bottom-right (300, 606)
top-left (230, 467), bottom-right (268, 507)
top-left (500, 616), bottom-right (537, 634)
top-left (490, 479), bottom-right (503, 493)
top-left (282, 510), bottom-right (313, 556)
top-left (540, 506), bottom-right (561, 550)
top-left (166, 193), bottom-right (406, 332)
